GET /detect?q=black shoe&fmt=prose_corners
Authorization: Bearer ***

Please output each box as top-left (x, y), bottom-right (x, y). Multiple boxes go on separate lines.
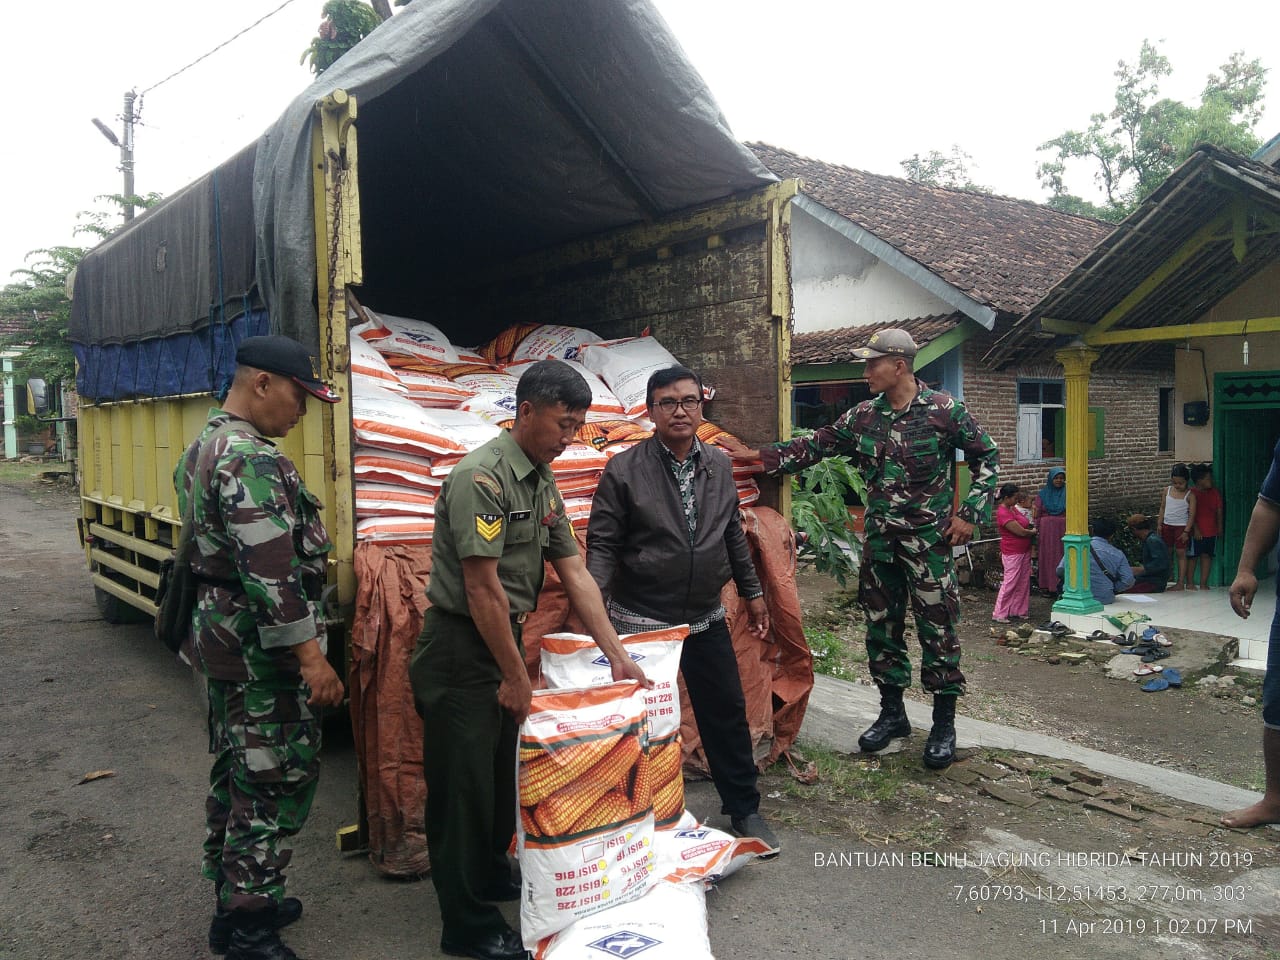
top-left (210, 899), bottom-right (302, 954)
top-left (440, 926), bottom-right (529, 960)
top-left (226, 927), bottom-right (300, 960)
top-left (480, 877), bottom-right (523, 902)
top-left (858, 685), bottom-right (911, 753)
top-left (922, 694), bottom-right (958, 770)
top-left (730, 812), bottom-right (781, 856)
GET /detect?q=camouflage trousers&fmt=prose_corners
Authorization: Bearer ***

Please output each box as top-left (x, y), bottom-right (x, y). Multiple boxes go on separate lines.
top-left (203, 678), bottom-right (321, 911)
top-left (858, 536), bottom-right (966, 696)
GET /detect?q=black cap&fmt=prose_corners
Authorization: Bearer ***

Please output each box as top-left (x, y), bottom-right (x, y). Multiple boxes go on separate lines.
top-left (235, 335), bottom-right (340, 403)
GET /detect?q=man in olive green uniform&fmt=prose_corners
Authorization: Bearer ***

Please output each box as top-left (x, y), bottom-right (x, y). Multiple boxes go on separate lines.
top-left (411, 360), bottom-right (648, 960)
top-left (175, 336), bottom-right (345, 960)
top-left (722, 329), bottom-right (998, 770)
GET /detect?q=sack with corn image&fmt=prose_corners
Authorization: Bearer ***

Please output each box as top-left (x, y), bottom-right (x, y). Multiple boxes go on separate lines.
top-left (540, 627), bottom-right (688, 828)
top-left (517, 679), bottom-right (655, 947)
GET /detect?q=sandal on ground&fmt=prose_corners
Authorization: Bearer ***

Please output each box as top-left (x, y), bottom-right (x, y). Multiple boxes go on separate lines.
top-left (1139, 626), bottom-right (1172, 646)
top-left (1141, 647), bottom-right (1171, 662)
top-left (1162, 668), bottom-right (1183, 687)
top-left (992, 618), bottom-right (1010, 625)
top-left (1119, 644), bottom-right (1155, 655)
top-left (1087, 629), bottom-right (1120, 643)
top-left (1133, 663), bottom-right (1164, 676)
top-left (1141, 676), bottom-right (1171, 692)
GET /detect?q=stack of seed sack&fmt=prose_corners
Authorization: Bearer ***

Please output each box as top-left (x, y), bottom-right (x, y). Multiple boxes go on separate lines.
top-left (519, 626), bottom-right (773, 957)
top-left (348, 306), bottom-right (762, 544)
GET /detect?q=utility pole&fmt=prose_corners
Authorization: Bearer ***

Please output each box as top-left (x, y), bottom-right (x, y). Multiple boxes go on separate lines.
top-left (91, 90), bottom-right (137, 221)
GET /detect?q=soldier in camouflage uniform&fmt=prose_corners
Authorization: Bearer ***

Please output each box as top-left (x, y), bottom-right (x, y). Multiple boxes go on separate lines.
top-left (722, 329), bottom-right (998, 769)
top-left (174, 336), bottom-right (344, 960)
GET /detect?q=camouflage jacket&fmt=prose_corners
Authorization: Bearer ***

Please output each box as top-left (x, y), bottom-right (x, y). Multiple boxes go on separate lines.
top-left (762, 380), bottom-right (999, 550)
top-left (174, 409), bottom-right (331, 683)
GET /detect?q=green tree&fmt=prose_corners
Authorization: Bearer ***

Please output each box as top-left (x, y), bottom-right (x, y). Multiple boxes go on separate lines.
top-left (900, 145), bottom-right (989, 192)
top-left (1037, 41), bottom-right (1267, 221)
top-left (0, 245), bottom-right (81, 386)
top-left (301, 0), bottom-right (384, 74)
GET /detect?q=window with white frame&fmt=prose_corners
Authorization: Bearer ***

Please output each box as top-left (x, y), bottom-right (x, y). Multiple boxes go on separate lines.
top-left (1016, 379), bottom-right (1063, 462)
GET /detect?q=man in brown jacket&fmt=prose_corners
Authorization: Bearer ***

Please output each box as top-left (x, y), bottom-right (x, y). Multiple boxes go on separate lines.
top-left (586, 365), bottom-right (778, 852)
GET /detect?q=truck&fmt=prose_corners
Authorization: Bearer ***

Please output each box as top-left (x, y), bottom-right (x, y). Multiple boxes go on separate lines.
top-left (71, 0), bottom-right (796, 630)
top-left (68, 0), bottom-right (803, 856)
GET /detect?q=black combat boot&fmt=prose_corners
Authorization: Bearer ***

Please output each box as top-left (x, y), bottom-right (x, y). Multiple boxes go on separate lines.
top-left (225, 905), bottom-right (302, 960)
top-left (210, 896), bottom-right (303, 954)
top-left (922, 694), bottom-right (958, 769)
top-left (857, 684), bottom-right (911, 753)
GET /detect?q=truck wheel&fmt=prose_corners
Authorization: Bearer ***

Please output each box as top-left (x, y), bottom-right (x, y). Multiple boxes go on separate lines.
top-left (94, 585), bottom-right (150, 625)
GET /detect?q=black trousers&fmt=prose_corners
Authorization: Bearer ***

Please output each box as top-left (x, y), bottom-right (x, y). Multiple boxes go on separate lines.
top-left (410, 607), bottom-right (518, 941)
top-left (681, 617), bottom-right (760, 818)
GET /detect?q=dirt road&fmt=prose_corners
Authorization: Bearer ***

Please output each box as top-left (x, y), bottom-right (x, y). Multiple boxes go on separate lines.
top-left (1, 477), bottom-right (1275, 960)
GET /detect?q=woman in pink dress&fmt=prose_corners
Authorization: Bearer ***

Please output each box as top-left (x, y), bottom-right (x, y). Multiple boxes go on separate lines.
top-left (993, 483), bottom-right (1036, 623)
top-left (1033, 467), bottom-right (1066, 594)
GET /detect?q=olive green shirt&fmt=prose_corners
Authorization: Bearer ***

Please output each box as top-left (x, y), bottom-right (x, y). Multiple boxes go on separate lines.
top-left (427, 428), bottom-right (579, 616)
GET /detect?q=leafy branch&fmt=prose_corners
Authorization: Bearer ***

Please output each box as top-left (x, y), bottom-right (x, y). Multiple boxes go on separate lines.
top-left (789, 430), bottom-right (867, 587)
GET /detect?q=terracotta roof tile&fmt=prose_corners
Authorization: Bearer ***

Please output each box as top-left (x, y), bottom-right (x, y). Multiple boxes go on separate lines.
top-left (750, 143), bottom-right (1113, 315)
top-left (0, 315), bottom-right (33, 339)
top-left (792, 314), bottom-right (963, 365)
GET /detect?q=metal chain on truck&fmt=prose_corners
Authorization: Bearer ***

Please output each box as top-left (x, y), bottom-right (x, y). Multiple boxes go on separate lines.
top-left (324, 146), bottom-right (346, 355)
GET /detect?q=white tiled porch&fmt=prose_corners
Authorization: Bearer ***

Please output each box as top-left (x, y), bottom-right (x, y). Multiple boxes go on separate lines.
top-left (1054, 578), bottom-right (1275, 672)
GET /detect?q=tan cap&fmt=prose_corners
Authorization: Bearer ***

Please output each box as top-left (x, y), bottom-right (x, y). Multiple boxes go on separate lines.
top-left (851, 328), bottom-right (918, 360)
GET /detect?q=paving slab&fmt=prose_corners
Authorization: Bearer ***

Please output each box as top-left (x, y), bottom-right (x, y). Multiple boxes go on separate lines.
top-left (963, 760), bottom-right (1010, 780)
top-left (980, 782), bottom-right (1039, 807)
top-left (1082, 798), bottom-right (1146, 821)
top-left (1043, 785), bottom-right (1085, 803)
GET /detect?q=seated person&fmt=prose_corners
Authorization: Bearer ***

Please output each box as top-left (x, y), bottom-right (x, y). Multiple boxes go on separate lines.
top-left (1125, 514), bottom-right (1170, 593)
top-left (1055, 517), bottom-right (1134, 603)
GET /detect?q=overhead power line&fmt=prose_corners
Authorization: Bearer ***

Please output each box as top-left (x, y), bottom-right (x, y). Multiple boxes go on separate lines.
top-left (138, 0), bottom-right (303, 97)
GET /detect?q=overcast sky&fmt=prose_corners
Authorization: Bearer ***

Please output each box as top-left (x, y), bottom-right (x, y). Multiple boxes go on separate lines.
top-left (3, 0), bottom-right (1278, 285)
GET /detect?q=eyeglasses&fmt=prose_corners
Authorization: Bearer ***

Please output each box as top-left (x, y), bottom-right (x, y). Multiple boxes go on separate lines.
top-left (653, 397), bottom-right (703, 413)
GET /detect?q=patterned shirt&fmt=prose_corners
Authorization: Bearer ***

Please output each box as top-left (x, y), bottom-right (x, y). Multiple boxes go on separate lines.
top-left (607, 596), bottom-right (724, 636)
top-left (659, 438), bottom-right (701, 545)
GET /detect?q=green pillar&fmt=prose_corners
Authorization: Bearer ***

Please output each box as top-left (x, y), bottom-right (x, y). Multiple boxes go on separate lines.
top-left (1052, 342), bottom-right (1103, 616)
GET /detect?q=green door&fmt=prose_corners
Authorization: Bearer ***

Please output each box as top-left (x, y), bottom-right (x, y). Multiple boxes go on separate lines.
top-left (1213, 372), bottom-right (1280, 584)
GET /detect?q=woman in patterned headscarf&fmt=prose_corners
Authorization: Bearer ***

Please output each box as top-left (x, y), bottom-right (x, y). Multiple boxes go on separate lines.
top-left (1034, 467), bottom-right (1066, 595)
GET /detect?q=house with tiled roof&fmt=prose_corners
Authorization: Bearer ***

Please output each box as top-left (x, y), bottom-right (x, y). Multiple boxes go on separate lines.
top-left (1, 314), bottom-right (34, 458)
top-left (750, 142), bottom-right (1177, 511)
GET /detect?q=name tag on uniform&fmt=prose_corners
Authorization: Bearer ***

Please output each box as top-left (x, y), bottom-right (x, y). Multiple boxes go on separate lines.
top-left (508, 510), bottom-right (531, 522)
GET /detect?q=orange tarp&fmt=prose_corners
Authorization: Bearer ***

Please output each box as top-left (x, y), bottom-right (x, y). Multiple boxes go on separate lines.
top-left (349, 506), bottom-right (813, 877)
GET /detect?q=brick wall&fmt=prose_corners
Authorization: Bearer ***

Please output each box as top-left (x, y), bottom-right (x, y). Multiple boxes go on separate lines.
top-left (960, 335), bottom-right (1175, 523)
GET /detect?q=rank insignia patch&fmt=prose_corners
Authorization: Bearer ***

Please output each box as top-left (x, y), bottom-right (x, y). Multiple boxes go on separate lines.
top-left (475, 513), bottom-right (503, 542)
